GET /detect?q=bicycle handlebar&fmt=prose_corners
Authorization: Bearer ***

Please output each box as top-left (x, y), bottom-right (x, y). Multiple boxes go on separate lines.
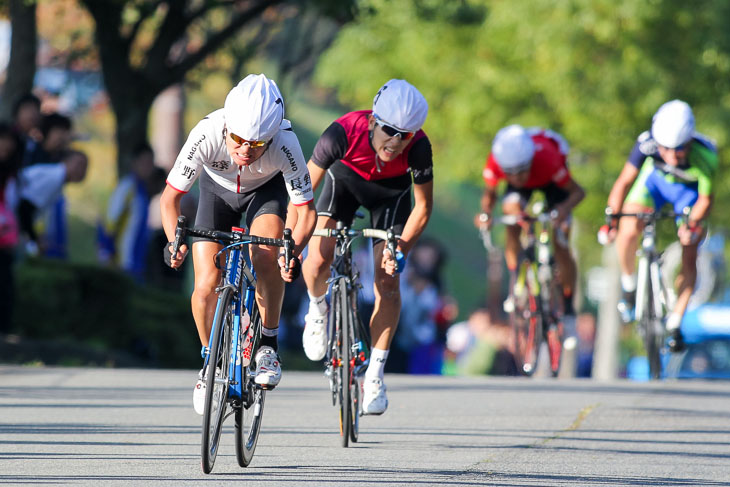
top-left (604, 207), bottom-right (690, 225)
top-left (172, 216), bottom-right (294, 270)
top-left (313, 227), bottom-right (399, 242)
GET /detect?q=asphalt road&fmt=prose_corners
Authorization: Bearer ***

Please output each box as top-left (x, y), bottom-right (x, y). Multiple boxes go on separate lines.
top-left (1, 366), bottom-right (729, 486)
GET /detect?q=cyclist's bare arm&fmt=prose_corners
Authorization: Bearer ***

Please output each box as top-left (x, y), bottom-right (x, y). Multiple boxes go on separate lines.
top-left (606, 162), bottom-right (640, 213)
top-left (475, 185), bottom-right (498, 228)
top-left (688, 193), bottom-right (712, 224)
top-left (160, 183), bottom-right (188, 268)
top-left (554, 179), bottom-right (585, 222)
top-left (396, 179), bottom-right (433, 256)
top-left (678, 193), bottom-right (712, 246)
top-left (285, 160), bottom-right (326, 231)
top-left (289, 201), bottom-right (317, 258)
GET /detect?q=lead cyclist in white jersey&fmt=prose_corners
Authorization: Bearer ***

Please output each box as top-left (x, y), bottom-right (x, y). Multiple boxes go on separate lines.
top-left (160, 74), bottom-right (316, 414)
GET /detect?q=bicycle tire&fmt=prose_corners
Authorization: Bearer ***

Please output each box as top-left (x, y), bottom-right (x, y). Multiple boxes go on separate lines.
top-left (643, 278), bottom-right (663, 380)
top-left (545, 280), bottom-right (564, 377)
top-left (334, 277), bottom-right (352, 447)
top-left (511, 259), bottom-right (541, 376)
top-left (201, 287), bottom-right (234, 474)
top-left (235, 301), bottom-right (266, 467)
top-left (346, 288), bottom-right (361, 443)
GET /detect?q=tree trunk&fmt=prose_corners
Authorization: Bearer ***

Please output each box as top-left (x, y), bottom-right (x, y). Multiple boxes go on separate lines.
top-left (0, 0), bottom-right (37, 120)
top-left (113, 93), bottom-right (155, 176)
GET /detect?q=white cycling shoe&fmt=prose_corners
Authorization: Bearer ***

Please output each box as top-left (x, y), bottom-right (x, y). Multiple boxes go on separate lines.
top-left (193, 368), bottom-right (206, 415)
top-left (362, 378), bottom-right (388, 415)
top-left (302, 311), bottom-right (328, 361)
top-left (254, 346), bottom-right (282, 388)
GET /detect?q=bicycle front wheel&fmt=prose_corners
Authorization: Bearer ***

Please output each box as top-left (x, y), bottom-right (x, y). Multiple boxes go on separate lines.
top-left (643, 278), bottom-right (663, 380)
top-left (511, 260), bottom-right (541, 376)
top-left (201, 287), bottom-right (234, 474)
top-left (235, 301), bottom-right (266, 467)
top-left (333, 277), bottom-right (352, 447)
top-left (346, 289), bottom-right (362, 444)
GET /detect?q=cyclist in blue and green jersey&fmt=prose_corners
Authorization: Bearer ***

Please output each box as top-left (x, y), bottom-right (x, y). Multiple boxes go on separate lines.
top-left (603, 100), bottom-right (718, 352)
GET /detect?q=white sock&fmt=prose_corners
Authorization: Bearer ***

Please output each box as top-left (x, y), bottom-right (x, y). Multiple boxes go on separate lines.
top-left (621, 274), bottom-right (637, 293)
top-left (307, 292), bottom-right (327, 316)
top-left (666, 312), bottom-right (682, 331)
top-left (366, 348), bottom-right (389, 381)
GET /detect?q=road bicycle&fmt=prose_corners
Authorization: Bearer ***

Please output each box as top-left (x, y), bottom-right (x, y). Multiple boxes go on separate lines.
top-left (602, 208), bottom-right (687, 380)
top-left (312, 220), bottom-right (399, 447)
top-left (172, 215), bottom-right (293, 473)
top-left (480, 203), bottom-right (566, 376)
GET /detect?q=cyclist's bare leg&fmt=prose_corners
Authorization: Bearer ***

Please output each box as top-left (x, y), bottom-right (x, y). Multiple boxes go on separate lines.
top-left (249, 214), bottom-right (285, 330)
top-left (552, 223), bottom-right (576, 298)
top-left (370, 240), bottom-right (402, 350)
top-left (672, 236), bottom-right (702, 322)
top-left (191, 240), bottom-right (224, 346)
top-left (501, 199), bottom-right (523, 271)
top-left (301, 215), bottom-right (337, 297)
top-left (614, 202), bottom-right (649, 277)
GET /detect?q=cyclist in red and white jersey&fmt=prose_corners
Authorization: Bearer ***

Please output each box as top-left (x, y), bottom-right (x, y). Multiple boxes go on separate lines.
top-left (476, 124), bottom-right (585, 344)
top-left (160, 74), bottom-right (316, 414)
top-left (289, 79), bottom-right (433, 415)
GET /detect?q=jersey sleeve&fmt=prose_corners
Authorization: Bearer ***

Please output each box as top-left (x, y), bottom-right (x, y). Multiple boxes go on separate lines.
top-left (166, 120), bottom-right (212, 193)
top-left (482, 154), bottom-right (502, 188)
top-left (277, 131), bottom-right (314, 206)
top-left (310, 122), bottom-right (348, 170)
top-left (408, 136), bottom-right (434, 185)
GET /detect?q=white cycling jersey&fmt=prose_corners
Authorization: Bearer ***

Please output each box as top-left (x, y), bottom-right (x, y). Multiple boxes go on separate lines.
top-left (166, 109), bottom-right (314, 206)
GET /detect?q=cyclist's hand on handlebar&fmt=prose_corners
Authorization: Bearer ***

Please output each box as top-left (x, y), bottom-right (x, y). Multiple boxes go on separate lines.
top-left (164, 242), bottom-right (188, 269)
top-left (278, 253), bottom-right (301, 282)
top-left (474, 212), bottom-right (491, 230)
top-left (677, 222), bottom-right (704, 246)
top-left (597, 224), bottom-right (617, 245)
top-left (382, 247), bottom-right (405, 277)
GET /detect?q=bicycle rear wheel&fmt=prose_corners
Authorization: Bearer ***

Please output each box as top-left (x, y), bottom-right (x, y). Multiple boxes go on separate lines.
top-left (511, 260), bottom-right (541, 376)
top-left (333, 277), bottom-right (352, 447)
top-left (235, 301), bottom-right (266, 467)
top-left (201, 287), bottom-right (234, 474)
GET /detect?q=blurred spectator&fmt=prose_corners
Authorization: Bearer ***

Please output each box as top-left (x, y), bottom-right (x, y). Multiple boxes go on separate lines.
top-left (389, 236), bottom-right (456, 374)
top-left (576, 312), bottom-right (596, 377)
top-left (97, 142), bottom-right (159, 280)
top-left (444, 308), bottom-right (518, 376)
top-left (17, 150), bottom-right (88, 256)
top-left (393, 265), bottom-right (441, 374)
top-left (26, 112), bottom-right (73, 166)
top-left (0, 123), bottom-right (23, 332)
top-left (11, 93), bottom-right (42, 166)
top-left (18, 112), bottom-right (76, 257)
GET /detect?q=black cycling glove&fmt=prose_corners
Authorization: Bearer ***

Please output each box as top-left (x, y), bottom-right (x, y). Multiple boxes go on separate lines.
top-left (163, 242), bottom-right (175, 268)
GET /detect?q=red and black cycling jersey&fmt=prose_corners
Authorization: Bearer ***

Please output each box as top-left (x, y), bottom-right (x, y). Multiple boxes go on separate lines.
top-left (482, 128), bottom-right (572, 189)
top-left (311, 110), bottom-right (433, 185)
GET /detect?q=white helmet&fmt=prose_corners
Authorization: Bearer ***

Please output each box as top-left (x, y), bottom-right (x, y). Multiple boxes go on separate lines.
top-left (651, 99), bottom-right (695, 149)
top-left (224, 74), bottom-right (284, 141)
top-left (492, 124), bottom-right (535, 173)
top-left (372, 79), bottom-right (428, 132)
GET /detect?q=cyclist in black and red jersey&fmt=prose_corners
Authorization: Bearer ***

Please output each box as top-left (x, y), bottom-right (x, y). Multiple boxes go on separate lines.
top-left (476, 125), bottom-right (585, 348)
top-left (289, 79), bottom-right (433, 415)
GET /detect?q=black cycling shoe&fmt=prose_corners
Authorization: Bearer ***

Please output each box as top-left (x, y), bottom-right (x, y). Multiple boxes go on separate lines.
top-left (667, 329), bottom-right (686, 353)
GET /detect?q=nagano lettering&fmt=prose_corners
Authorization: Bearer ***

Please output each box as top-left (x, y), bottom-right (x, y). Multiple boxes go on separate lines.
top-left (280, 145), bottom-right (298, 171)
top-left (187, 134), bottom-right (206, 161)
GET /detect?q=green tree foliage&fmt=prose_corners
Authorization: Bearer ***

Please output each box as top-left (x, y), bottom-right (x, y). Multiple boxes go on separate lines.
top-left (316, 0), bottom-right (730, 255)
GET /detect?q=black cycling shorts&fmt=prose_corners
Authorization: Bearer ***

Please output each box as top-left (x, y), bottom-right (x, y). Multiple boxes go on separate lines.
top-left (193, 170), bottom-right (287, 243)
top-left (316, 161), bottom-right (412, 236)
top-left (503, 182), bottom-right (569, 210)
